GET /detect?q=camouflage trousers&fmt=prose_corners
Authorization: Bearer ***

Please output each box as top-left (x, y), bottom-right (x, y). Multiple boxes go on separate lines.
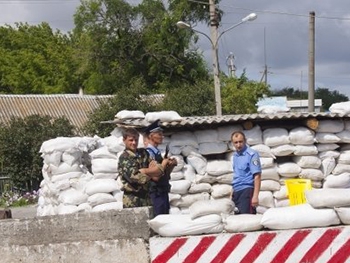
top-left (123, 193), bottom-right (151, 208)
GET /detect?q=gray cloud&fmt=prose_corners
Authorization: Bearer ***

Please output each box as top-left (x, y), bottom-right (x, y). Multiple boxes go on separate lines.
top-left (0, 0), bottom-right (349, 97)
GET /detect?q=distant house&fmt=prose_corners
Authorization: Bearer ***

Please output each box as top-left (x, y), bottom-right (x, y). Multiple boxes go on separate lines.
top-left (257, 96), bottom-right (323, 113)
top-left (0, 94), bottom-right (113, 134)
top-left (287, 99), bottom-right (323, 113)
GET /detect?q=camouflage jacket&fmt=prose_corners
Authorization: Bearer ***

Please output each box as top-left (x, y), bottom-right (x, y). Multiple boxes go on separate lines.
top-left (118, 148), bottom-right (152, 196)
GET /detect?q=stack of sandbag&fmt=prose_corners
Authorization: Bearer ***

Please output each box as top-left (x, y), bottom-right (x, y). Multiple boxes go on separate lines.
top-left (306, 188), bottom-right (350, 225)
top-left (317, 120), bottom-right (350, 189)
top-left (38, 134), bottom-right (124, 216)
top-left (195, 129), bottom-right (228, 155)
top-left (149, 199), bottom-right (233, 237)
top-left (260, 188), bottom-right (350, 230)
top-left (38, 137), bottom-right (98, 216)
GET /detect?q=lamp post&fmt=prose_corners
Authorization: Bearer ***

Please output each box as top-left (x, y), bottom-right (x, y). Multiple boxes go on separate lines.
top-left (177, 13), bottom-right (257, 116)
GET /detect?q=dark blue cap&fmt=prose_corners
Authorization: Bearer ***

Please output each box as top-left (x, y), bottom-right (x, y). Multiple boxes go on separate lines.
top-left (144, 119), bottom-right (163, 134)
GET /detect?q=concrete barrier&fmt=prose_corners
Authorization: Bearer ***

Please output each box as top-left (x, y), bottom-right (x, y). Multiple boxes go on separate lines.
top-left (150, 226), bottom-right (350, 263)
top-left (3, 207), bottom-right (350, 263)
top-left (0, 207), bottom-right (152, 263)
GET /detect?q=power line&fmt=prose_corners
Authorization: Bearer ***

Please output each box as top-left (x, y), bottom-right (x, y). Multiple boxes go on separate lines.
top-left (188, 0), bottom-right (350, 21)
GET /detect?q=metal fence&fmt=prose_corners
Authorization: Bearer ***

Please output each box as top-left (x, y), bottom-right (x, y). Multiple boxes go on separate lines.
top-left (0, 176), bottom-right (12, 195)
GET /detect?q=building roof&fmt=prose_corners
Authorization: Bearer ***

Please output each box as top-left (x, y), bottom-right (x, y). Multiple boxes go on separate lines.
top-left (111, 112), bottom-right (350, 132)
top-left (0, 94), bottom-right (113, 133)
top-left (2, 94), bottom-right (349, 134)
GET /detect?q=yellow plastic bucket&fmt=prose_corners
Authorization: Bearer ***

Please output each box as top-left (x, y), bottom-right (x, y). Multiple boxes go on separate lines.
top-left (285, 179), bottom-right (312, 206)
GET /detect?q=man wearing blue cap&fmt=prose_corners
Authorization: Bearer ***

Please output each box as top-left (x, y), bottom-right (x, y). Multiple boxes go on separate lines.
top-left (145, 120), bottom-right (177, 216)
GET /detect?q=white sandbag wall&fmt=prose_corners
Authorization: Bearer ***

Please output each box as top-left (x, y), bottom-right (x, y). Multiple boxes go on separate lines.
top-left (38, 135), bottom-right (124, 216)
top-left (37, 109), bottom-right (350, 236)
top-left (149, 118), bottom-right (350, 235)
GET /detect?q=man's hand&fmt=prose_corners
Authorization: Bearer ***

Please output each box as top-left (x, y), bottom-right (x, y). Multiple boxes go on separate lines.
top-left (251, 195), bottom-right (259, 207)
top-left (168, 157), bottom-right (177, 167)
top-left (149, 160), bottom-right (158, 168)
top-left (161, 158), bottom-right (170, 168)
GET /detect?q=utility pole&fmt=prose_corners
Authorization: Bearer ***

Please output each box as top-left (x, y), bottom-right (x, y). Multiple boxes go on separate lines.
top-left (209, 0), bottom-right (222, 116)
top-left (226, 52), bottom-right (236, 77)
top-left (308, 11), bottom-right (315, 112)
top-left (177, 6), bottom-right (257, 116)
top-left (259, 27), bottom-right (271, 85)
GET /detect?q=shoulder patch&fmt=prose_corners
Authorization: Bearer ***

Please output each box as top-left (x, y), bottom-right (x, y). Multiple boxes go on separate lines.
top-left (252, 158), bottom-right (260, 166)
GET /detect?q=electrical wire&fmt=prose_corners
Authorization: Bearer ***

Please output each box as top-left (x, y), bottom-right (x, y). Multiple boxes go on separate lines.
top-left (187, 0), bottom-right (350, 21)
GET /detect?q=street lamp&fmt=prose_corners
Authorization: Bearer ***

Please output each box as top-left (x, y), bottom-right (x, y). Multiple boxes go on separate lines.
top-left (177, 13), bottom-right (257, 116)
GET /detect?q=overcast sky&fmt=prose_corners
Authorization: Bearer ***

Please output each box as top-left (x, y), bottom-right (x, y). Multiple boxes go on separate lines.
top-left (1, 0), bottom-right (350, 98)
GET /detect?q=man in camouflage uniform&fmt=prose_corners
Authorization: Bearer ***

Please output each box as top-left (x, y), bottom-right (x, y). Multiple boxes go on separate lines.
top-left (118, 128), bottom-right (169, 208)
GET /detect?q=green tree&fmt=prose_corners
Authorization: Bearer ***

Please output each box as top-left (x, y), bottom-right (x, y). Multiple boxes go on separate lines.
top-left (221, 72), bottom-right (270, 114)
top-left (162, 80), bottom-right (215, 116)
top-left (0, 115), bottom-right (74, 191)
top-left (73, 0), bottom-right (211, 94)
top-left (0, 23), bottom-right (80, 94)
top-left (271, 87), bottom-right (349, 111)
top-left (83, 77), bottom-right (158, 137)
top-left (272, 87), bottom-right (308, 100)
top-left (315, 87), bottom-right (349, 111)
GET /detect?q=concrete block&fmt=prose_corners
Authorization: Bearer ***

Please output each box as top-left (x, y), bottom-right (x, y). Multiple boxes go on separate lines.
top-left (0, 207), bottom-right (152, 246)
top-left (0, 239), bottom-right (149, 263)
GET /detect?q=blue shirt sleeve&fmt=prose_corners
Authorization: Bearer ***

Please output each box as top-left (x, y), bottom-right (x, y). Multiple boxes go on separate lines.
top-left (249, 151), bottom-right (262, 176)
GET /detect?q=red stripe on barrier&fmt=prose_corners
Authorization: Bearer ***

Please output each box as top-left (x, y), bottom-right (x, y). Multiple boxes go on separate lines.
top-left (152, 238), bottom-right (187, 263)
top-left (239, 232), bottom-right (277, 263)
top-left (270, 229), bottom-right (311, 263)
top-left (183, 236), bottom-right (216, 263)
top-left (326, 236), bottom-right (350, 263)
top-left (210, 234), bottom-right (246, 263)
top-left (299, 228), bottom-right (342, 263)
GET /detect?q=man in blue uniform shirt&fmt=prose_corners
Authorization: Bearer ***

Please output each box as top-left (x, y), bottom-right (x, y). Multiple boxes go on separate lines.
top-left (231, 131), bottom-right (261, 214)
top-left (144, 120), bottom-right (177, 216)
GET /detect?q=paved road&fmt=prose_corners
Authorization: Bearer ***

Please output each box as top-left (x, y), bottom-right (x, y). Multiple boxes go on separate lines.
top-left (8, 205), bottom-right (37, 219)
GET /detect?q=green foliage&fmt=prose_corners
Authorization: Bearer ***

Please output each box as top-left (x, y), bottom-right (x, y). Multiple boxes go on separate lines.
top-left (0, 115), bottom-right (74, 191)
top-left (221, 72), bottom-right (270, 114)
top-left (0, 23), bottom-right (80, 94)
top-left (315, 87), bottom-right (349, 111)
top-left (162, 81), bottom-right (215, 116)
top-left (83, 77), bottom-right (158, 137)
top-left (0, 190), bottom-right (39, 208)
top-left (271, 87), bottom-right (349, 111)
top-left (73, 0), bottom-right (210, 94)
top-left (272, 87), bottom-right (308, 100)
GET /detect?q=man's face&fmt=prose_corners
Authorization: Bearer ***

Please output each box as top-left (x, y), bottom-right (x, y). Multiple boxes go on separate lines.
top-left (232, 133), bottom-right (246, 152)
top-left (149, 131), bottom-right (164, 145)
top-left (124, 135), bottom-right (139, 152)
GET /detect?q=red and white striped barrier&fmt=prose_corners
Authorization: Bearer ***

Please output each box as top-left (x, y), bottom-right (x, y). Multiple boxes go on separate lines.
top-left (150, 226), bottom-right (350, 263)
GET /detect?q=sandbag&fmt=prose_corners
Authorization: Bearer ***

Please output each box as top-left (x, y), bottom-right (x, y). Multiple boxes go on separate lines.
top-left (189, 198), bottom-right (234, 219)
top-left (148, 214), bottom-right (223, 237)
top-left (289, 127), bottom-right (315, 145)
top-left (223, 214), bottom-right (263, 232)
top-left (334, 207), bottom-right (350, 224)
top-left (243, 125), bottom-right (263, 145)
top-left (323, 173), bottom-right (350, 188)
top-left (260, 204), bottom-right (340, 230)
top-left (305, 188), bottom-right (350, 208)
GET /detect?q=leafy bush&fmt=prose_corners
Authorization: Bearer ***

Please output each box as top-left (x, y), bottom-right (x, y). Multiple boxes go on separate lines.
top-left (0, 115), bottom-right (75, 191)
top-left (0, 190), bottom-right (39, 208)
